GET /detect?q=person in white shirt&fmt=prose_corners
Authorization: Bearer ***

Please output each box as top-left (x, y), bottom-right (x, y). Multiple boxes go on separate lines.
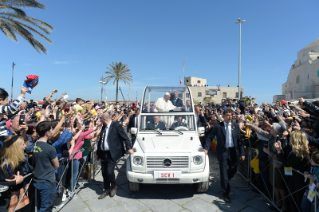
top-left (155, 92), bottom-right (185, 127)
top-left (204, 109), bottom-right (245, 203)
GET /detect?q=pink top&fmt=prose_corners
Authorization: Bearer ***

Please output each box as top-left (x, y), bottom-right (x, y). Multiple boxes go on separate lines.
top-left (70, 129), bottom-right (93, 160)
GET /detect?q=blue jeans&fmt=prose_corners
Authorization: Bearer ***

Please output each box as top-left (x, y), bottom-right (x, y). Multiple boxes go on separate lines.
top-left (70, 159), bottom-right (79, 191)
top-left (33, 182), bottom-right (57, 212)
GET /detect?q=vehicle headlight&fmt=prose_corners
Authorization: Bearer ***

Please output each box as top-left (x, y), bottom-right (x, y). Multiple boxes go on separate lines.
top-left (193, 156), bottom-right (203, 165)
top-left (133, 156), bottom-right (143, 165)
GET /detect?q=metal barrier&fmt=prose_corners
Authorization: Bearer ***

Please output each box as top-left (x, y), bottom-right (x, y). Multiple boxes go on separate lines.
top-left (89, 142), bottom-right (101, 182)
top-left (237, 138), bottom-right (253, 188)
top-left (239, 143), bottom-right (318, 212)
top-left (13, 172), bottom-right (33, 212)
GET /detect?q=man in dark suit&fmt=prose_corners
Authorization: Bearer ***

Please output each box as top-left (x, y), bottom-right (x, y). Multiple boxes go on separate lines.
top-left (127, 108), bottom-right (140, 146)
top-left (170, 115), bottom-right (188, 129)
top-left (171, 92), bottom-right (183, 107)
top-left (96, 113), bottom-right (134, 199)
top-left (195, 105), bottom-right (208, 147)
top-left (204, 109), bottom-right (245, 203)
top-left (146, 116), bottom-right (166, 130)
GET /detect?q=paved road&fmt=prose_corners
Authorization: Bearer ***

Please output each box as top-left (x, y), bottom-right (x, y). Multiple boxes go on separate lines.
top-left (61, 152), bottom-right (272, 212)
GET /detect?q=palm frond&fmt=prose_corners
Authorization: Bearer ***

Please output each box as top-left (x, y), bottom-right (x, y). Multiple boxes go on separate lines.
top-left (1, 13), bottom-right (52, 34)
top-left (0, 1), bottom-right (52, 53)
top-left (0, 23), bottom-right (17, 41)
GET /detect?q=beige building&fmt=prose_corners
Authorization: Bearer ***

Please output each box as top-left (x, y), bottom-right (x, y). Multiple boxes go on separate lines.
top-left (281, 37), bottom-right (319, 100)
top-left (184, 76), bottom-right (254, 104)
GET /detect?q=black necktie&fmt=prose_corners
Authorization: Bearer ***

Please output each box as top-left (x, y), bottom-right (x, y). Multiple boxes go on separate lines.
top-left (102, 126), bottom-right (108, 150)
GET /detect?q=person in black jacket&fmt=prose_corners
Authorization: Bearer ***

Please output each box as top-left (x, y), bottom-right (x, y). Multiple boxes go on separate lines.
top-left (274, 131), bottom-right (310, 212)
top-left (170, 116), bottom-right (188, 130)
top-left (204, 109), bottom-right (245, 203)
top-left (195, 105), bottom-right (208, 147)
top-left (96, 113), bottom-right (134, 199)
top-left (146, 116), bottom-right (166, 130)
top-left (299, 97), bottom-right (319, 137)
top-left (170, 92), bottom-right (183, 107)
top-left (127, 108), bottom-right (140, 146)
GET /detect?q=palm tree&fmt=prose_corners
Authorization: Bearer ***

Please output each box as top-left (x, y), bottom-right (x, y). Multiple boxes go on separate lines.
top-left (104, 62), bottom-right (133, 102)
top-left (0, 0), bottom-right (53, 54)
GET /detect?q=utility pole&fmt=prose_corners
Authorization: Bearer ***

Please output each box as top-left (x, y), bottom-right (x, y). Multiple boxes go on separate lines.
top-left (235, 18), bottom-right (246, 100)
top-left (136, 91), bottom-right (138, 103)
top-left (183, 59), bottom-right (185, 85)
top-left (99, 74), bottom-right (106, 103)
top-left (11, 62), bottom-right (15, 102)
top-left (128, 84), bottom-right (131, 104)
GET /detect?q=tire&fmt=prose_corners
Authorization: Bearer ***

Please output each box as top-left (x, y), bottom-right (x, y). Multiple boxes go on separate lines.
top-left (129, 181), bottom-right (140, 192)
top-left (195, 180), bottom-right (209, 193)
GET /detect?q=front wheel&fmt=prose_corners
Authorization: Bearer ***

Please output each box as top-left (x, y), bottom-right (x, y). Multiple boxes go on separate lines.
top-left (129, 181), bottom-right (140, 192)
top-left (195, 180), bottom-right (209, 192)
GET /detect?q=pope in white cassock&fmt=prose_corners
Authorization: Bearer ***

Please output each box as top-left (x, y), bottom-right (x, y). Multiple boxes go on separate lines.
top-left (155, 92), bottom-right (184, 128)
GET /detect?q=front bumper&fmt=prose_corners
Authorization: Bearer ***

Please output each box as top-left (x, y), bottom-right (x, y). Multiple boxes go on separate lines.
top-left (126, 156), bottom-right (210, 184)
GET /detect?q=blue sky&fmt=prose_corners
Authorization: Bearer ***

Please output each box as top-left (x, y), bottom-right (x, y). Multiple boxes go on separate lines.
top-left (1, 0), bottom-right (319, 104)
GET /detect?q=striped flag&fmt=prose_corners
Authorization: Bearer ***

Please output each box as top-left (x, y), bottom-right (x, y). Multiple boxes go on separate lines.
top-left (179, 77), bottom-right (182, 84)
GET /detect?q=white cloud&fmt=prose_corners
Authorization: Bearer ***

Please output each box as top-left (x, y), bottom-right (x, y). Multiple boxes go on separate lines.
top-left (53, 61), bottom-right (69, 65)
top-left (52, 61), bottom-right (79, 65)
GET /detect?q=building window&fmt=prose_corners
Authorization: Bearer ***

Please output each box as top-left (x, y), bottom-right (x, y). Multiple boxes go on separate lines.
top-left (236, 92), bottom-right (238, 98)
top-left (186, 80), bottom-right (189, 82)
top-left (186, 93), bottom-right (190, 98)
top-left (197, 80), bottom-right (201, 83)
top-left (296, 75), bottom-right (300, 84)
top-left (222, 92), bottom-right (227, 98)
top-left (198, 92), bottom-right (202, 97)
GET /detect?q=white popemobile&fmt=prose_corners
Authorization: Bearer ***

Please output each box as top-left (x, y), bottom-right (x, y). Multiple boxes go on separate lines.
top-left (126, 86), bottom-right (209, 192)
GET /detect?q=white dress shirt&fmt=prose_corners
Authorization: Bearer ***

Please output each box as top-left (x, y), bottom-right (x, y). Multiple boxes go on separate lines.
top-left (101, 121), bottom-right (112, 151)
top-left (224, 121), bottom-right (234, 148)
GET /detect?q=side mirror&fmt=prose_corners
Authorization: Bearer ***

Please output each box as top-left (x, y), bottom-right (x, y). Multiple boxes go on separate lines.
top-left (131, 127), bottom-right (138, 135)
top-left (197, 127), bottom-right (205, 134)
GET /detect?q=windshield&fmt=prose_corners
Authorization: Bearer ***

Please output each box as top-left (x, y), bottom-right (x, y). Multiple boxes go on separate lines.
top-left (142, 86), bottom-right (193, 113)
top-left (139, 115), bottom-right (195, 131)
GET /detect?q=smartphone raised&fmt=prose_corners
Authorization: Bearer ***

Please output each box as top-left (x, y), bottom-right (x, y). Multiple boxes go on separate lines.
top-left (19, 114), bottom-right (25, 125)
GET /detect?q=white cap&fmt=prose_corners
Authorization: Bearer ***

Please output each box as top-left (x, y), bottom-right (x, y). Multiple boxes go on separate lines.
top-left (165, 92), bottom-right (170, 95)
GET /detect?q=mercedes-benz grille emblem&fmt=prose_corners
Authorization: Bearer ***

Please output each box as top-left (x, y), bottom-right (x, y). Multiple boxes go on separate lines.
top-left (163, 158), bottom-right (172, 167)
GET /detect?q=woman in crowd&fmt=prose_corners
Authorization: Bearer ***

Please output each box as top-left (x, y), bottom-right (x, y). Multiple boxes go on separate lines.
top-left (274, 131), bottom-right (310, 212)
top-left (0, 136), bottom-right (29, 211)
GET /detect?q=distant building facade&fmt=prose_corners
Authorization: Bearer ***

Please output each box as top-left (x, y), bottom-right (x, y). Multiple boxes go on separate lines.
top-left (281, 37), bottom-right (319, 101)
top-left (184, 76), bottom-right (255, 104)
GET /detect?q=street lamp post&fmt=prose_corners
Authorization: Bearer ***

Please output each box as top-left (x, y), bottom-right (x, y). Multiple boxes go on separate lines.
top-left (11, 62), bottom-right (15, 102)
top-left (99, 75), bottom-right (106, 103)
top-left (235, 18), bottom-right (245, 100)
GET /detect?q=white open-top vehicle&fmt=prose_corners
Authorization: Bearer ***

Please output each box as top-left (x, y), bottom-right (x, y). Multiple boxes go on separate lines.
top-left (126, 86), bottom-right (209, 192)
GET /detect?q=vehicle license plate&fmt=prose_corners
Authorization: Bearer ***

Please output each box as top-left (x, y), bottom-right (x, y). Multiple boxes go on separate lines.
top-left (154, 171), bottom-right (181, 179)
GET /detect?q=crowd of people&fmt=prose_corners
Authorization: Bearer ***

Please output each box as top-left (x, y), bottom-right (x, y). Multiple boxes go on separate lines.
top-left (1, 85), bottom-right (319, 212)
top-left (195, 97), bottom-right (319, 212)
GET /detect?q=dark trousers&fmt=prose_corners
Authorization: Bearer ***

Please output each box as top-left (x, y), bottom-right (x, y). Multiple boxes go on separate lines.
top-left (287, 173), bottom-right (307, 212)
top-left (218, 148), bottom-right (238, 195)
top-left (100, 150), bottom-right (116, 190)
top-left (131, 134), bottom-right (136, 146)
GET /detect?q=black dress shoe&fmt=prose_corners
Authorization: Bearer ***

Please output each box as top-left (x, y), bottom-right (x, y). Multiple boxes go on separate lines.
top-left (110, 185), bottom-right (117, 197)
top-left (223, 194), bottom-right (231, 203)
top-left (98, 190), bottom-right (110, 199)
